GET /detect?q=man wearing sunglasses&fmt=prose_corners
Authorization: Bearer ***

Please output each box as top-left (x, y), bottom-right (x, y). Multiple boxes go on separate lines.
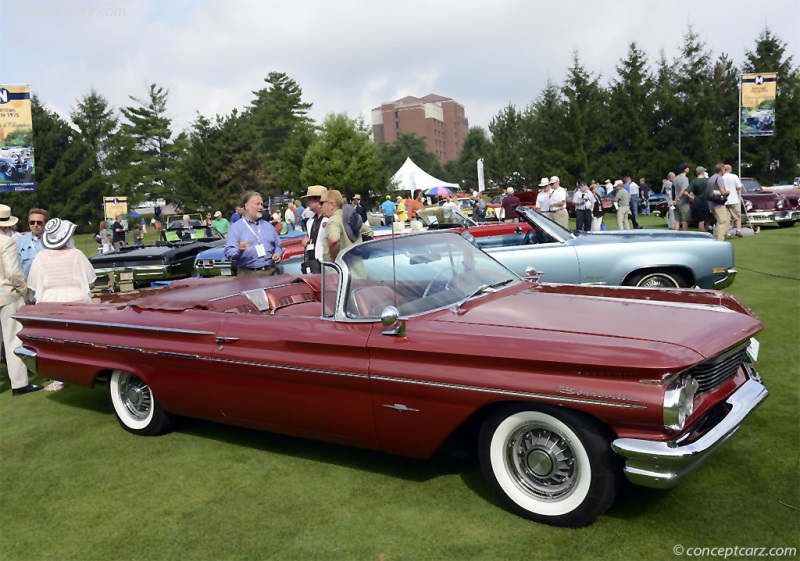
top-left (15, 208), bottom-right (48, 279)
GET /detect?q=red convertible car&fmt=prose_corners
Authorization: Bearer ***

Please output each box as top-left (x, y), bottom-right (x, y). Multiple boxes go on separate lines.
top-left (13, 232), bottom-right (768, 527)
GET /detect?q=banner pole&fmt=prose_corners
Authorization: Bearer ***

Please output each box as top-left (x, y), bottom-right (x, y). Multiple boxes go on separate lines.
top-left (738, 74), bottom-right (742, 177)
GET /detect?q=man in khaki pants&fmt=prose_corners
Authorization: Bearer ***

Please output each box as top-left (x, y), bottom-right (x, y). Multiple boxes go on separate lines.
top-left (0, 204), bottom-right (43, 396)
top-left (707, 164), bottom-right (730, 241)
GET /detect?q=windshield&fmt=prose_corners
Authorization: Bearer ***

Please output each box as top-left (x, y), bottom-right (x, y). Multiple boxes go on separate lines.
top-left (742, 178), bottom-right (763, 193)
top-left (515, 206), bottom-right (574, 242)
top-left (341, 232), bottom-right (519, 318)
top-left (416, 207), bottom-right (477, 228)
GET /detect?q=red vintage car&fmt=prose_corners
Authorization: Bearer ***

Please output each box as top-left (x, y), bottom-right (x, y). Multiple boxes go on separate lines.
top-left (13, 231), bottom-right (768, 527)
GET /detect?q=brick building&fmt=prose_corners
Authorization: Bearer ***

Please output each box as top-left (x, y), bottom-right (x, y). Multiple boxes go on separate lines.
top-left (372, 94), bottom-right (468, 163)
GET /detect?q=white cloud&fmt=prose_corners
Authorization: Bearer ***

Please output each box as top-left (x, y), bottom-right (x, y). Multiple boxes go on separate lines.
top-left (4, 0), bottom-right (798, 138)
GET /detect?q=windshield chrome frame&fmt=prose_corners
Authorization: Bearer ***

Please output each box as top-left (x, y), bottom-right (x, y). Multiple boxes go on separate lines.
top-left (328, 230), bottom-right (522, 323)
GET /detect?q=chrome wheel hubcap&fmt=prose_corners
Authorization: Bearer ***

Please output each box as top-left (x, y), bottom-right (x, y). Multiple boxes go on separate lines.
top-left (118, 374), bottom-right (152, 421)
top-left (506, 424), bottom-right (577, 500)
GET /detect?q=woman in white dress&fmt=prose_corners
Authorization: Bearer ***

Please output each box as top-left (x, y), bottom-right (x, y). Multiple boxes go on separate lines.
top-left (28, 218), bottom-right (97, 391)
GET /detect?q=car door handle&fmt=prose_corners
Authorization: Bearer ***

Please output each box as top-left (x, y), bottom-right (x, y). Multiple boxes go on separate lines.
top-left (215, 337), bottom-right (240, 345)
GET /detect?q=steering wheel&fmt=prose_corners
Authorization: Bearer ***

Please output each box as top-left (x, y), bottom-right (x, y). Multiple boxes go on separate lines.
top-left (422, 267), bottom-right (457, 298)
top-left (522, 227), bottom-right (534, 245)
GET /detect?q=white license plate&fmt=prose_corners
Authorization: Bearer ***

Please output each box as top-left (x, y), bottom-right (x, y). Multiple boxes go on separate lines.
top-left (220, 268), bottom-right (232, 276)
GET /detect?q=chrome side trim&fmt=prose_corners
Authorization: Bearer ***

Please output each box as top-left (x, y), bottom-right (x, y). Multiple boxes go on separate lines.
top-left (371, 375), bottom-right (647, 409)
top-left (20, 336), bottom-right (647, 410)
top-left (12, 315), bottom-right (214, 336)
top-left (612, 377), bottom-right (768, 489)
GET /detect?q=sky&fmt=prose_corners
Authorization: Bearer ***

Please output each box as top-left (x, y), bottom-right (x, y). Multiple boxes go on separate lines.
top-left (4, 0), bottom-right (799, 135)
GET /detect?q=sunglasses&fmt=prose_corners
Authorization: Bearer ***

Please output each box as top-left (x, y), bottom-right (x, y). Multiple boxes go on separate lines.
top-left (29, 220), bottom-right (44, 226)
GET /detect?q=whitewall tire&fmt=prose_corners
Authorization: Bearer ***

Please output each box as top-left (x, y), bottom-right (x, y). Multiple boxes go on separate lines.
top-left (109, 370), bottom-right (172, 436)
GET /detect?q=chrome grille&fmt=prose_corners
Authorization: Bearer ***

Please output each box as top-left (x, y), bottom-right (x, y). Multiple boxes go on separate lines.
top-left (690, 343), bottom-right (748, 393)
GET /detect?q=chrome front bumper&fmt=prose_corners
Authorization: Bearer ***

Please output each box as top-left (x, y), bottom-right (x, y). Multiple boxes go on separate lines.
top-left (611, 377), bottom-right (768, 489)
top-left (713, 268), bottom-right (737, 289)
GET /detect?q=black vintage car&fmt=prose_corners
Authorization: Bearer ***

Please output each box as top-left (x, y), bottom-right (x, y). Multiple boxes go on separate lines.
top-left (90, 217), bottom-right (225, 289)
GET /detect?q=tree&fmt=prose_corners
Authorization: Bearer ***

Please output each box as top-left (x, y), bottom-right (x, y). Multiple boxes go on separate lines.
top-left (741, 28), bottom-right (800, 184)
top-left (379, 132), bottom-right (443, 179)
top-left (4, 96), bottom-right (101, 231)
top-left (300, 113), bottom-right (389, 204)
top-left (115, 83), bottom-right (177, 203)
top-left (489, 104), bottom-right (533, 190)
top-left (248, 72), bottom-right (315, 196)
top-left (448, 126), bottom-right (493, 191)
top-left (606, 43), bottom-right (655, 181)
top-left (526, 81), bottom-right (569, 182)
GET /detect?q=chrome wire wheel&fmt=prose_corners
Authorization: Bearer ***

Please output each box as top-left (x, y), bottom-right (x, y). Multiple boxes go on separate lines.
top-left (630, 271), bottom-right (684, 288)
top-left (505, 423), bottom-right (578, 501)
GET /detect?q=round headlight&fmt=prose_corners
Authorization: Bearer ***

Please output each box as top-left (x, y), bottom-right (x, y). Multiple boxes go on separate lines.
top-left (744, 200), bottom-right (753, 212)
top-left (777, 199), bottom-right (784, 209)
top-left (663, 375), bottom-right (699, 431)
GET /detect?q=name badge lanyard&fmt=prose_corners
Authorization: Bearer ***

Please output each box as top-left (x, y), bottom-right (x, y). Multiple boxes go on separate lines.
top-left (243, 219), bottom-right (267, 258)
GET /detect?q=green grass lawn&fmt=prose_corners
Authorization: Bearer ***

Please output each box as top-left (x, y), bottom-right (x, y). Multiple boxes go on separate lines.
top-left (1, 216), bottom-right (798, 560)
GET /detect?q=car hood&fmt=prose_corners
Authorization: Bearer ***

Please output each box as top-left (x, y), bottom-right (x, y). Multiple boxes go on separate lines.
top-left (91, 240), bottom-right (222, 265)
top-left (431, 284), bottom-right (760, 369)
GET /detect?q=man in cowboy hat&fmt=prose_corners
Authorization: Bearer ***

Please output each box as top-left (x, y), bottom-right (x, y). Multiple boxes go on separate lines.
top-left (351, 193), bottom-right (368, 223)
top-left (300, 185), bottom-right (329, 274)
top-left (0, 204), bottom-right (43, 395)
top-left (535, 178), bottom-right (551, 214)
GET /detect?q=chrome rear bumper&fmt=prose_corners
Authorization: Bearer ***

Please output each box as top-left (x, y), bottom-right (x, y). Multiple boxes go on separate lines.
top-left (14, 346), bottom-right (39, 376)
top-left (713, 268), bottom-right (737, 289)
top-left (612, 377), bottom-right (768, 489)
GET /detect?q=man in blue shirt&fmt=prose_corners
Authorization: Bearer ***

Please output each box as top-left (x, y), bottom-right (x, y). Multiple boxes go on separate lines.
top-left (381, 195), bottom-right (396, 226)
top-left (224, 193), bottom-right (283, 277)
top-left (16, 208), bottom-right (48, 279)
top-left (230, 206), bottom-right (242, 224)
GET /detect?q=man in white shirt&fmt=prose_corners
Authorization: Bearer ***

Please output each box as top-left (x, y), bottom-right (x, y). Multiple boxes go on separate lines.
top-left (300, 185), bottom-right (329, 274)
top-left (535, 177), bottom-right (551, 213)
top-left (548, 176), bottom-right (569, 228)
top-left (723, 164), bottom-right (744, 237)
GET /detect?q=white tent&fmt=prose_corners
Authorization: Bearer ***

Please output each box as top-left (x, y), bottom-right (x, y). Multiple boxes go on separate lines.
top-left (390, 157), bottom-right (460, 194)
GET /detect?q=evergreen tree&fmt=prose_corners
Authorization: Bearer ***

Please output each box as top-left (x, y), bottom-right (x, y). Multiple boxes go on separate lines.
top-left (450, 127), bottom-right (493, 191)
top-left (606, 43), bottom-right (655, 181)
top-left (248, 72), bottom-right (315, 196)
top-left (489, 104), bottom-right (533, 190)
top-left (527, 81), bottom-right (568, 182)
top-left (116, 83), bottom-right (176, 203)
top-left (741, 28), bottom-right (800, 184)
top-left (560, 52), bottom-right (608, 185)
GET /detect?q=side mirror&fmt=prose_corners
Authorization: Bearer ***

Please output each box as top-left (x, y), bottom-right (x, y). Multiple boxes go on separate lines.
top-left (525, 267), bottom-right (545, 283)
top-left (381, 306), bottom-right (406, 337)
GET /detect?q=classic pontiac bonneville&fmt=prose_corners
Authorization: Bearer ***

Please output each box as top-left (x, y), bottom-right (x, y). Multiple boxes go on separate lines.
top-left (14, 232), bottom-right (767, 527)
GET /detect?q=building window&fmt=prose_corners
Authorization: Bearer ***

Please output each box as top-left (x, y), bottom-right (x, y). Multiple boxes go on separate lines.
top-left (395, 111), bottom-right (399, 118)
top-left (396, 122), bottom-right (400, 129)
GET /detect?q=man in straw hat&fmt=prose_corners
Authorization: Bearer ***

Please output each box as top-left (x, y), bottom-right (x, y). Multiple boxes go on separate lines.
top-left (300, 185), bottom-right (329, 274)
top-left (0, 204), bottom-right (43, 395)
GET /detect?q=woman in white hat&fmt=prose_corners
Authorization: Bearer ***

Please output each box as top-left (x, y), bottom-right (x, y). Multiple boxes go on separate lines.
top-left (28, 218), bottom-right (97, 391)
top-left (0, 204), bottom-right (44, 395)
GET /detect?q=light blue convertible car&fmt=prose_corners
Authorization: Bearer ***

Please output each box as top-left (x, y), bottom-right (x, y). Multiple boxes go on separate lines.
top-left (468, 207), bottom-right (736, 288)
top-left (194, 207), bottom-right (736, 290)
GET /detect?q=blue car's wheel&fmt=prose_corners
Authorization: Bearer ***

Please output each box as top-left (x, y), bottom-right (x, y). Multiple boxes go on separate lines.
top-left (626, 270), bottom-right (687, 288)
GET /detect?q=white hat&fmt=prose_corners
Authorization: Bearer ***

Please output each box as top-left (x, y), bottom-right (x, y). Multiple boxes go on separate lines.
top-left (538, 177), bottom-right (549, 187)
top-left (0, 204), bottom-right (19, 227)
top-left (42, 218), bottom-right (77, 249)
top-left (214, 210), bottom-right (222, 218)
top-left (272, 212), bottom-right (281, 222)
top-left (549, 176), bottom-right (560, 184)
top-left (614, 180), bottom-right (624, 187)
top-left (604, 179), bottom-right (612, 185)
top-left (506, 187), bottom-right (514, 194)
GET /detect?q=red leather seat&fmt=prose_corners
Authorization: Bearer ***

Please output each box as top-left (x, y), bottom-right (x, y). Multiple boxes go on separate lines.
top-left (349, 285), bottom-right (396, 318)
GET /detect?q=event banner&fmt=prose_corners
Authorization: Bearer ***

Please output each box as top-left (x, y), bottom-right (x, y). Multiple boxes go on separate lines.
top-left (104, 197), bottom-right (128, 224)
top-left (741, 73), bottom-right (777, 137)
top-left (0, 85), bottom-right (36, 192)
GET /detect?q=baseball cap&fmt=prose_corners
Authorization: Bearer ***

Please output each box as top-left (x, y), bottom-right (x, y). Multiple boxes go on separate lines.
top-left (696, 166), bottom-right (706, 175)
top-left (549, 176), bottom-right (560, 184)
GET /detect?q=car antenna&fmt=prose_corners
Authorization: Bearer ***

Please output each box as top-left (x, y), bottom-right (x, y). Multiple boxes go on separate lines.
top-left (391, 202), bottom-right (398, 308)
